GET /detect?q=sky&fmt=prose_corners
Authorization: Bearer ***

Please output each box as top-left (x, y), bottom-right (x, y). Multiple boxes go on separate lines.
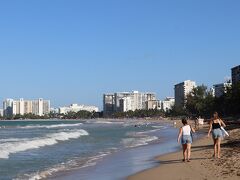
top-left (0, 0), bottom-right (239, 109)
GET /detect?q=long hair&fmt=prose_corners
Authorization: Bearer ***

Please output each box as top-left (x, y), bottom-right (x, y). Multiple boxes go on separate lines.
top-left (213, 112), bottom-right (219, 119)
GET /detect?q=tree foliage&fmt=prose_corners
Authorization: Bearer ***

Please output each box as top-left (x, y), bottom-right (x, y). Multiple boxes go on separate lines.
top-left (112, 109), bottom-right (165, 118)
top-left (174, 83), bottom-right (240, 118)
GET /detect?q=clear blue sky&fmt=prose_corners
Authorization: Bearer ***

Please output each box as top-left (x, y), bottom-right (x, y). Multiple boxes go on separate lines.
top-left (0, 0), bottom-right (239, 109)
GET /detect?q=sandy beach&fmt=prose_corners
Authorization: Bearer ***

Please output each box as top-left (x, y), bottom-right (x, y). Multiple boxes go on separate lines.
top-left (128, 121), bottom-right (240, 180)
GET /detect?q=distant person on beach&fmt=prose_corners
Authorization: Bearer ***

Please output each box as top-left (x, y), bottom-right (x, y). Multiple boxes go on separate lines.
top-left (207, 112), bottom-right (226, 159)
top-left (177, 118), bottom-right (195, 162)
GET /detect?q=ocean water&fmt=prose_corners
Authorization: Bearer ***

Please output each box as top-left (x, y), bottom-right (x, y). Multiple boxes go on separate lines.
top-left (0, 119), bottom-right (178, 180)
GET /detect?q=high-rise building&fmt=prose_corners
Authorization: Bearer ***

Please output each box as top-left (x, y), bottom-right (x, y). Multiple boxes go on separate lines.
top-left (3, 98), bottom-right (50, 116)
top-left (103, 91), bottom-right (156, 114)
top-left (24, 100), bottom-right (33, 114)
top-left (103, 94), bottom-right (115, 115)
top-left (213, 82), bottom-right (232, 98)
top-left (43, 100), bottom-right (50, 116)
top-left (0, 109), bottom-right (3, 117)
top-left (174, 80), bottom-right (196, 107)
top-left (231, 65), bottom-right (240, 86)
top-left (146, 100), bottom-right (161, 110)
top-left (3, 99), bottom-right (14, 116)
top-left (119, 97), bottom-right (133, 112)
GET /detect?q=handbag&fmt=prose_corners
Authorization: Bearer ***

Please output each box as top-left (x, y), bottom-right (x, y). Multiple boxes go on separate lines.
top-left (218, 119), bottom-right (229, 137)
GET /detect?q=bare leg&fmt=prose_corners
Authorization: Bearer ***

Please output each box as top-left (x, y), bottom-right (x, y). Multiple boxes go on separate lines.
top-left (217, 138), bottom-right (221, 158)
top-left (187, 143), bottom-right (191, 161)
top-left (213, 139), bottom-right (217, 158)
top-left (182, 144), bottom-right (187, 161)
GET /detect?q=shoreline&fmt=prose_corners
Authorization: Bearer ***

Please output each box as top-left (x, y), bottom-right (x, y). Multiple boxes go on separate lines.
top-left (128, 122), bottom-right (240, 180)
top-left (46, 119), bottom-right (180, 180)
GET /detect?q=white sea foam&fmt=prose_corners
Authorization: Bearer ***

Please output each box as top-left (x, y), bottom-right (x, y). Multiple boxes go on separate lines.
top-left (0, 129), bottom-right (89, 159)
top-left (19, 123), bottom-right (83, 129)
top-left (94, 121), bottom-right (113, 124)
top-left (152, 125), bottom-right (168, 129)
top-left (86, 120), bottom-right (124, 124)
top-left (122, 135), bottom-right (158, 148)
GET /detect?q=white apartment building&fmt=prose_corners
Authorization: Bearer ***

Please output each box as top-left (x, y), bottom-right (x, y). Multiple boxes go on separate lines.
top-left (0, 109), bottom-right (3, 117)
top-left (104, 91), bottom-right (156, 113)
top-left (59, 104), bottom-right (99, 114)
top-left (161, 97), bottom-right (175, 112)
top-left (175, 80), bottom-right (196, 107)
top-left (3, 98), bottom-right (50, 116)
top-left (213, 82), bottom-right (232, 98)
top-left (146, 100), bottom-right (161, 110)
top-left (119, 97), bottom-right (133, 112)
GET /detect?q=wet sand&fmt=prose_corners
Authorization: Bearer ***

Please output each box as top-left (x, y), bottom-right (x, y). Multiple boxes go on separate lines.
top-left (128, 123), bottom-right (240, 180)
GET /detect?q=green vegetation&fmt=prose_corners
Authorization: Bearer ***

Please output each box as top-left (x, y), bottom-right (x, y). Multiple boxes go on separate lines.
top-left (1, 111), bottom-right (103, 120)
top-left (168, 83), bottom-right (240, 118)
top-left (1, 113), bottom-right (50, 120)
top-left (112, 109), bottom-right (165, 118)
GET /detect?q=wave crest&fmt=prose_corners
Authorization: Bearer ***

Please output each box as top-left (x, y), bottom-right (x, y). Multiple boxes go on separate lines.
top-left (0, 129), bottom-right (89, 159)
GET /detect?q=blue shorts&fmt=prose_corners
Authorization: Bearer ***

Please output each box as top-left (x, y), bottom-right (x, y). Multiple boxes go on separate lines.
top-left (181, 135), bottom-right (192, 144)
top-left (212, 128), bottom-right (223, 139)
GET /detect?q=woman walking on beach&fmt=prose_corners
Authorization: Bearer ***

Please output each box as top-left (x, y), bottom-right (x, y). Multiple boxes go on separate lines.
top-left (207, 112), bottom-right (226, 159)
top-left (178, 118), bottom-right (195, 162)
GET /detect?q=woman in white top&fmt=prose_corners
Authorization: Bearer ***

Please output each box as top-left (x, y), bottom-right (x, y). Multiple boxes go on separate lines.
top-left (178, 118), bottom-right (195, 162)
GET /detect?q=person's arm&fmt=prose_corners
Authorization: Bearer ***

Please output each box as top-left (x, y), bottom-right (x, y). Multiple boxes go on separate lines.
top-left (207, 120), bottom-right (213, 137)
top-left (190, 125), bottom-right (196, 133)
top-left (220, 119), bottom-right (226, 127)
top-left (177, 128), bottom-right (183, 143)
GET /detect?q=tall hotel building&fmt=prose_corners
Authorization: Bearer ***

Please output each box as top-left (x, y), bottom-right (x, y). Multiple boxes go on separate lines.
top-left (213, 82), bottom-right (232, 98)
top-left (3, 98), bottom-right (50, 116)
top-left (103, 91), bottom-right (156, 115)
top-left (231, 65), bottom-right (240, 86)
top-left (103, 94), bottom-right (115, 116)
top-left (174, 80), bottom-right (196, 107)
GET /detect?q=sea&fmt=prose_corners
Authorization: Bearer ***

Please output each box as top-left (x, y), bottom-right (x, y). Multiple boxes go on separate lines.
top-left (0, 119), bottom-right (181, 180)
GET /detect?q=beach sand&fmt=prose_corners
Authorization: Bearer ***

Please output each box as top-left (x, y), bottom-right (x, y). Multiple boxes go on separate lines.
top-left (128, 123), bottom-right (240, 180)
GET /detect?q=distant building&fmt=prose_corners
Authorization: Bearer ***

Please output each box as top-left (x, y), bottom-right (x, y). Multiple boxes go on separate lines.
top-left (174, 80), bottom-right (196, 107)
top-left (213, 82), bottom-right (232, 98)
top-left (103, 94), bottom-right (115, 116)
top-left (59, 104), bottom-right (99, 114)
top-left (0, 109), bottom-right (3, 117)
top-left (3, 99), bottom-right (14, 117)
top-left (3, 98), bottom-right (50, 116)
top-left (119, 96), bottom-right (133, 112)
top-left (161, 97), bottom-right (175, 112)
top-left (146, 100), bottom-right (161, 110)
top-left (50, 107), bottom-right (59, 114)
top-left (232, 65), bottom-right (240, 86)
top-left (210, 87), bottom-right (215, 97)
top-left (103, 91), bottom-right (157, 114)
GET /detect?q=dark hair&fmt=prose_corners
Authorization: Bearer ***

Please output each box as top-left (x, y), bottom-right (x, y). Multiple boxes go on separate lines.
top-left (213, 112), bottom-right (219, 119)
top-left (182, 118), bottom-right (188, 125)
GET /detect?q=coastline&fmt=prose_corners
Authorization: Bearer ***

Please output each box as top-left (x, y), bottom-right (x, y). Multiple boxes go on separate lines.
top-left (46, 119), bottom-right (181, 180)
top-left (128, 122), bottom-right (240, 180)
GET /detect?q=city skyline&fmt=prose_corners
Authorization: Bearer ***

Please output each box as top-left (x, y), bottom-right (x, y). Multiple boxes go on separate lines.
top-left (0, 1), bottom-right (240, 109)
